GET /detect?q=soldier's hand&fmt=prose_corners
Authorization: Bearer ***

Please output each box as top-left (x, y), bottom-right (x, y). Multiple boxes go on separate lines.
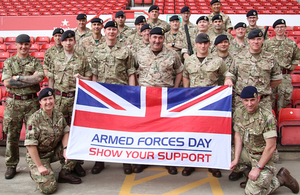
top-left (224, 78), bottom-right (234, 87)
top-left (33, 71), bottom-right (39, 75)
top-left (229, 160), bottom-right (238, 171)
top-left (37, 165), bottom-right (50, 176)
top-left (248, 168), bottom-right (260, 181)
top-left (73, 73), bottom-right (83, 79)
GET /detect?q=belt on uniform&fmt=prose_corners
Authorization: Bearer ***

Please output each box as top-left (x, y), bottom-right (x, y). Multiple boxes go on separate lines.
top-left (56, 90), bottom-right (75, 98)
top-left (282, 69), bottom-right (292, 74)
top-left (248, 151), bottom-right (263, 155)
top-left (8, 92), bottom-right (37, 100)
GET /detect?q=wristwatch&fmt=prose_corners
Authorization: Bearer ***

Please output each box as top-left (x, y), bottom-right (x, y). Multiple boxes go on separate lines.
top-left (172, 42), bottom-right (175, 47)
top-left (16, 75), bottom-right (20, 81)
top-left (256, 164), bottom-right (263, 170)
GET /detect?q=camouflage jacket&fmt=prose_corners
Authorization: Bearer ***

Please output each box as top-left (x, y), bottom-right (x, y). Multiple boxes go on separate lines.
top-left (208, 29), bottom-right (234, 53)
top-left (74, 28), bottom-right (92, 46)
top-left (43, 45), bottom-right (64, 73)
top-left (207, 12), bottom-right (233, 31)
top-left (126, 32), bottom-right (143, 46)
top-left (179, 22), bottom-right (198, 35)
top-left (25, 108), bottom-right (69, 155)
top-left (233, 105), bottom-right (277, 153)
top-left (263, 36), bottom-right (300, 70)
top-left (183, 53), bottom-right (227, 87)
top-left (91, 41), bottom-right (136, 85)
top-left (131, 40), bottom-right (149, 55)
top-left (164, 30), bottom-right (186, 61)
top-left (147, 18), bottom-right (171, 32)
top-left (79, 35), bottom-right (106, 58)
top-left (117, 25), bottom-right (135, 43)
top-left (228, 38), bottom-right (249, 57)
top-left (2, 55), bottom-right (44, 95)
top-left (212, 53), bottom-right (234, 85)
top-left (245, 25), bottom-right (269, 40)
top-left (136, 45), bottom-right (183, 87)
top-left (226, 50), bottom-right (283, 95)
top-left (50, 51), bottom-right (92, 92)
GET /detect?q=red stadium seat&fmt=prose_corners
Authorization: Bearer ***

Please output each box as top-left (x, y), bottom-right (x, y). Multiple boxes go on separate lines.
top-left (10, 53), bottom-right (17, 57)
top-left (0, 38), bottom-right (3, 44)
top-left (278, 108), bottom-right (300, 145)
top-left (292, 89), bottom-right (300, 108)
top-left (4, 37), bottom-right (16, 45)
top-left (29, 44), bottom-right (40, 52)
top-left (292, 74), bottom-right (300, 88)
top-left (292, 66), bottom-right (300, 74)
top-left (30, 52), bottom-right (45, 61)
top-left (41, 12), bottom-right (51, 15)
top-left (40, 44), bottom-right (54, 52)
top-left (0, 52), bottom-right (9, 62)
top-left (0, 44), bottom-right (6, 52)
top-left (7, 44), bottom-right (17, 53)
top-left (35, 37), bottom-right (50, 45)
top-left (0, 61), bottom-right (3, 72)
top-left (293, 26), bottom-right (300, 31)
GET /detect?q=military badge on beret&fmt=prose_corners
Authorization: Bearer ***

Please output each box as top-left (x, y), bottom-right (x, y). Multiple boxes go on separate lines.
top-left (48, 91), bottom-right (52, 96)
top-left (253, 12), bottom-right (256, 15)
top-left (162, 29), bottom-right (164, 34)
top-left (143, 19), bottom-right (145, 22)
top-left (243, 24), bottom-right (246, 27)
top-left (254, 93), bottom-right (257, 98)
top-left (205, 16), bottom-right (207, 20)
top-left (115, 22), bottom-right (117, 26)
top-left (259, 32), bottom-right (262, 37)
top-left (281, 20), bottom-right (284, 24)
top-left (60, 29), bottom-right (63, 33)
top-left (84, 15), bottom-right (87, 19)
top-left (219, 16), bottom-right (221, 19)
top-left (207, 36), bottom-right (210, 41)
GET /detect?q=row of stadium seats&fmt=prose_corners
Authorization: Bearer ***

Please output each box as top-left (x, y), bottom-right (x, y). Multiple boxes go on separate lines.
top-left (0, 52), bottom-right (45, 61)
top-left (0, 36), bottom-right (57, 45)
top-left (0, 43), bottom-right (54, 53)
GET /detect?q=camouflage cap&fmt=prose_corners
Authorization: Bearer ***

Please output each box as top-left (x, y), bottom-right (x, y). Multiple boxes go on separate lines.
top-left (234, 22), bottom-right (247, 29)
top-left (240, 86), bottom-right (258, 99)
top-left (273, 19), bottom-right (286, 28)
top-left (38, 88), bottom-right (54, 100)
top-left (61, 30), bottom-right (75, 41)
top-left (180, 6), bottom-right (190, 13)
top-left (210, 0), bottom-right (221, 5)
top-left (169, 15), bottom-right (179, 22)
top-left (246, 10), bottom-right (258, 17)
top-left (248, 29), bottom-right (263, 39)
top-left (141, 24), bottom-right (152, 32)
top-left (212, 14), bottom-right (223, 22)
top-left (52, 28), bottom-right (64, 36)
top-left (149, 5), bottom-right (159, 13)
top-left (195, 33), bottom-right (210, 43)
top-left (91, 18), bottom-right (103, 24)
top-left (196, 16), bottom-right (209, 24)
top-left (150, 27), bottom-right (165, 35)
top-left (135, 15), bottom-right (146, 25)
top-left (16, 34), bottom-right (31, 43)
top-left (104, 21), bottom-right (118, 29)
top-left (214, 34), bottom-right (228, 45)
top-left (77, 13), bottom-right (87, 20)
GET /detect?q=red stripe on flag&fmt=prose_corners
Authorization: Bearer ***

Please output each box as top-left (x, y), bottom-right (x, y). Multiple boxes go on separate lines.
top-left (171, 86), bottom-right (228, 112)
top-left (79, 80), bottom-right (126, 111)
top-left (73, 110), bottom-right (231, 134)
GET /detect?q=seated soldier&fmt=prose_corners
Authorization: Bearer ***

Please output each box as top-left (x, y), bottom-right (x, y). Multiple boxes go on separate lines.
top-left (25, 88), bottom-right (81, 194)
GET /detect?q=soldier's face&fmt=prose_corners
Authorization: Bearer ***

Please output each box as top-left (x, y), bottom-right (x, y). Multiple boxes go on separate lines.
top-left (136, 22), bottom-right (146, 34)
top-left (181, 11), bottom-right (191, 22)
top-left (241, 96), bottom-right (260, 114)
top-left (248, 37), bottom-right (264, 53)
top-left (115, 16), bottom-right (126, 26)
top-left (61, 37), bottom-right (76, 52)
top-left (53, 34), bottom-right (62, 46)
top-left (247, 16), bottom-right (258, 26)
top-left (195, 42), bottom-right (210, 55)
top-left (77, 19), bottom-right (87, 28)
top-left (216, 39), bottom-right (230, 52)
top-left (235, 27), bottom-right (246, 38)
top-left (197, 20), bottom-right (209, 32)
top-left (274, 24), bottom-right (286, 36)
top-left (91, 22), bottom-right (103, 34)
top-left (213, 20), bottom-right (223, 30)
top-left (104, 27), bottom-right (118, 40)
top-left (150, 34), bottom-right (164, 51)
top-left (15, 42), bottom-right (31, 56)
top-left (211, 2), bottom-right (221, 13)
top-left (40, 96), bottom-right (55, 113)
top-left (149, 10), bottom-right (159, 20)
top-left (170, 20), bottom-right (180, 31)
top-left (141, 29), bottom-right (151, 42)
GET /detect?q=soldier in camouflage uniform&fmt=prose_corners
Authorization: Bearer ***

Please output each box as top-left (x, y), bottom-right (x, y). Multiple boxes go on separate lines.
top-left (79, 18), bottom-right (106, 58)
top-left (245, 10), bottom-right (269, 40)
top-left (147, 5), bottom-right (171, 32)
top-left (126, 16), bottom-right (147, 47)
top-left (131, 24), bottom-right (151, 54)
top-left (229, 22), bottom-right (249, 57)
top-left (2, 34), bottom-right (45, 179)
top-left (179, 6), bottom-right (197, 35)
top-left (225, 29), bottom-right (282, 112)
top-left (25, 88), bottom-right (81, 194)
top-left (230, 86), bottom-right (299, 195)
top-left (208, 15), bottom-right (233, 53)
top-left (43, 28), bottom-right (64, 77)
top-left (115, 11), bottom-right (135, 45)
top-left (207, 0), bottom-right (233, 33)
top-left (164, 15), bottom-right (185, 62)
top-left (48, 30), bottom-right (92, 178)
top-left (74, 13), bottom-right (92, 47)
top-left (91, 21), bottom-right (136, 175)
top-left (263, 19), bottom-right (300, 114)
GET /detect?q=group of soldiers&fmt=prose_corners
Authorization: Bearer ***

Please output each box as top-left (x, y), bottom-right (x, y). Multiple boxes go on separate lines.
top-left (2, 0), bottom-right (300, 193)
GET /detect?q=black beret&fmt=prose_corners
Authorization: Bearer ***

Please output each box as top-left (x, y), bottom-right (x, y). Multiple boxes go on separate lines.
top-left (196, 16), bottom-right (209, 24)
top-left (214, 34), bottom-right (228, 45)
top-left (212, 14), bottom-right (223, 22)
top-left (248, 29), bottom-right (263, 39)
top-left (91, 18), bottom-right (103, 24)
top-left (135, 15), bottom-right (146, 25)
top-left (52, 28), bottom-right (64, 36)
top-left (273, 19), bottom-right (286, 28)
top-left (149, 5), bottom-right (159, 13)
top-left (210, 0), bottom-right (221, 5)
top-left (141, 24), bottom-right (152, 32)
top-left (195, 33), bottom-right (210, 43)
top-left (150, 27), bottom-right (165, 35)
top-left (234, 22), bottom-right (247, 29)
top-left (169, 15), bottom-right (179, 22)
top-left (104, 21), bottom-right (118, 29)
top-left (115, 10), bottom-right (125, 18)
top-left (38, 88), bottom-right (54, 100)
top-left (77, 13), bottom-right (87, 20)
top-left (61, 30), bottom-right (75, 42)
top-left (180, 6), bottom-right (190, 13)
top-left (246, 10), bottom-right (258, 17)
top-left (240, 86), bottom-right (258, 99)
top-left (16, 34), bottom-right (31, 43)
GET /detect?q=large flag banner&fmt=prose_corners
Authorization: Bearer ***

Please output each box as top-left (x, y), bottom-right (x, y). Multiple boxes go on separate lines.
top-left (67, 79), bottom-right (232, 169)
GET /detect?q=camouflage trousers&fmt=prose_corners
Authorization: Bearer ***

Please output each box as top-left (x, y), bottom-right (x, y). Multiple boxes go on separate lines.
top-left (26, 142), bottom-right (77, 194)
top-left (3, 97), bottom-right (39, 167)
top-left (54, 95), bottom-right (74, 125)
top-left (231, 147), bottom-right (281, 195)
top-left (271, 74), bottom-right (293, 114)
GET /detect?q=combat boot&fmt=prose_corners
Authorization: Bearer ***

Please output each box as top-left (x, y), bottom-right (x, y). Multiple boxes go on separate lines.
top-left (5, 167), bottom-right (16, 179)
top-left (91, 162), bottom-right (105, 174)
top-left (277, 167), bottom-right (299, 194)
top-left (58, 169), bottom-right (82, 184)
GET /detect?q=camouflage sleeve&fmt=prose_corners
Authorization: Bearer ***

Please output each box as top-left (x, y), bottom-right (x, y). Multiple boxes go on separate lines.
top-left (34, 58), bottom-right (45, 79)
top-left (173, 52), bottom-right (184, 74)
top-left (219, 60), bottom-right (228, 76)
top-left (225, 59), bottom-right (237, 81)
top-left (126, 49), bottom-right (136, 76)
top-left (83, 57), bottom-right (92, 77)
top-left (165, 23), bottom-right (171, 32)
top-left (291, 42), bottom-right (300, 65)
top-left (2, 58), bottom-right (13, 81)
top-left (262, 39), bottom-right (270, 51)
top-left (232, 110), bottom-right (241, 133)
top-left (43, 50), bottom-right (51, 71)
top-left (270, 59), bottom-right (283, 81)
top-left (183, 59), bottom-right (189, 78)
top-left (62, 117), bottom-right (70, 135)
top-left (262, 112), bottom-right (277, 139)
top-left (90, 55), bottom-right (98, 76)
top-left (24, 114), bottom-right (40, 146)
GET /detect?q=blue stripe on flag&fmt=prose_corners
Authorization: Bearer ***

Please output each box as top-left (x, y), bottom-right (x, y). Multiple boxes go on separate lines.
top-left (200, 95), bottom-right (232, 111)
top-left (77, 88), bottom-right (109, 108)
